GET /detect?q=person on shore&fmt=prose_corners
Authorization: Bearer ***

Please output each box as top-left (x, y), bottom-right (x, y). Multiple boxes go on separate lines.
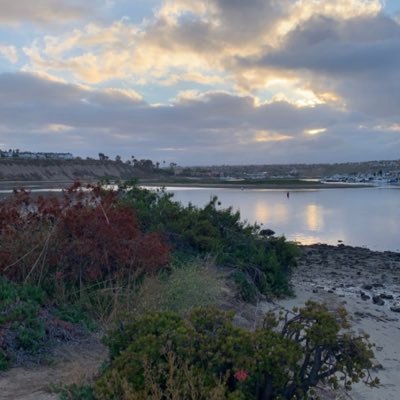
top-left (287, 191), bottom-right (290, 199)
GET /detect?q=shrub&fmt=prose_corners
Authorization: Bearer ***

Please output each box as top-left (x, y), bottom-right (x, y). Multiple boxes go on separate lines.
top-left (57, 384), bottom-right (95, 400)
top-left (118, 182), bottom-right (299, 300)
top-left (0, 182), bottom-right (170, 289)
top-left (95, 303), bottom-right (377, 400)
top-left (135, 258), bottom-right (222, 314)
top-left (0, 278), bottom-right (47, 355)
top-left (0, 277), bottom-right (94, 369)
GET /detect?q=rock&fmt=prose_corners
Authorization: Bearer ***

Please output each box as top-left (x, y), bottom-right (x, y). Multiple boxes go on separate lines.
top-left (360, 292), bottom-right (371, 301)
top-left (371, 283), bottom-right (384, 288)
top-left (362, 284), bottom-right (373, 290)
top-left (380, 293), bottom-right (394, 300)
top-left (372, 296), bottom-right (385, 306)
top-left (372, 363), bottom-right (384, 371)
top-left (390, 306), bottom-right (400, 313)
top-left (355, 311), bottom-right (366, 318)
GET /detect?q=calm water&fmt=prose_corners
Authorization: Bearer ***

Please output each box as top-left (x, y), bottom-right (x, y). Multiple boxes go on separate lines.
top-left (1, 184), bottom-right (399, 251)
top-left (165, 187), bottom-right (400, 252)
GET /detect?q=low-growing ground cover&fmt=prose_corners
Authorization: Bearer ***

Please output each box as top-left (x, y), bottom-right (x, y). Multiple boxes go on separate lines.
top-left (0, 278), bottom-right (92, 371)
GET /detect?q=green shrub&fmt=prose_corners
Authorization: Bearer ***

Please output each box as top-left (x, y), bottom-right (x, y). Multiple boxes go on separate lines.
top-left (57, 384), bottom-right (95, 400)
top-left (53, 304), bottom-right (97, 332)
top-left (14, 318), bottom-right (46, 352)
top-left (118, 182), bottom-right (299, 301)
top-left (0, 349), bottom-right (10, 371)
top-left (136, 259), bottom-right (222, 314)
top-left (0, 278), bottom-right (47, 354)
top-left (95, 303), bottom-right (377, 400)
top-left (0, 278), bottom-right (94, 369)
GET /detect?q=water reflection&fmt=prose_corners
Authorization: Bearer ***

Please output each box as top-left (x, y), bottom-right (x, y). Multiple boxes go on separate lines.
top-left (168, 187), bottom-right (400, 252)
top-left (306, 204), bottom-right (323, 232)
top-left (274, 203), bottom-right (289, 224)
top-left (254, 201), bottom-right (270, 222)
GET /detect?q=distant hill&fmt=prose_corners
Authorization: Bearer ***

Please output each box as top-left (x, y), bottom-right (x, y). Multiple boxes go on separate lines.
top-left (183, 159), bottom-right (400, 179)
top-left (0, 159), bottom-right (157, 182)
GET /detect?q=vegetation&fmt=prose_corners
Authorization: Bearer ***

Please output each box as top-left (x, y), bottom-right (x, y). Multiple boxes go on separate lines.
top-left (119, 182), bottom-right (299, 301)
top-left (135, 259), bottom-right (222, 314)
top-left (0, 181), bottom-right (377, 400)
top-left (0, 277), bottom-right (94, 368)
top-left (93, 304), bottom-right (376, 400)
top-left (0, 182), bottom-right (170, 288)
top-left (0, 183), bottom-right (170, 367)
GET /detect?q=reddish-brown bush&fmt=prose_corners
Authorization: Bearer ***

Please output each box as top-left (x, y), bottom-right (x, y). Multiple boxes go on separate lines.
top-left (0, 182), bottom-right (170, 287)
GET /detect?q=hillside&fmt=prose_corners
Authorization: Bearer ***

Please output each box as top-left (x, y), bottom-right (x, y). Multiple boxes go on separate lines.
top-left (184, 159), bottom-right (400, 179)
top-left (0, 159), bottom-right (151, 182)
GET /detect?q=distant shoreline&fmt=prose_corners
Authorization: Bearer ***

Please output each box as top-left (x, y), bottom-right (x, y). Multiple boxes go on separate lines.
top-left (140, 181), bottom-right (374, 189)
top-left (0, 179), bottom-right (375, 192)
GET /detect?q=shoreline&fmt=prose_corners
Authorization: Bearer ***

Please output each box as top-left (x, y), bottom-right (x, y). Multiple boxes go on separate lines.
top-left (140, 181), bottom-right (374, 189)
top-left (262, 243), bottom-right (400, 400)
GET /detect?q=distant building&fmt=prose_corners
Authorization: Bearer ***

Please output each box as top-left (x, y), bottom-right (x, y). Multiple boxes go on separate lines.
top-left (0, 149), bottom-right (74, 160)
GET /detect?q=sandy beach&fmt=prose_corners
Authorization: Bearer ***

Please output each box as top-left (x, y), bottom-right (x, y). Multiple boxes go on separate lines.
top-left (261, 244), bottom-right (400, 400)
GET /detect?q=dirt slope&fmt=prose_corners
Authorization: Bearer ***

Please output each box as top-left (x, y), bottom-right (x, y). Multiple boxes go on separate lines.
top-left (0, 160), bottom-right (142, 182)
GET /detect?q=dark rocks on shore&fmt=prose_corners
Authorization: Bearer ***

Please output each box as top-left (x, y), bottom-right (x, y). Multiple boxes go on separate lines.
top-left (373, 296), bottom-right (385, 306)
top-left (380, 293), bottom-right (394, 300)
top-left (390, 306), bottom-right (400, 313)
top-left (360, 292), bottom-right (371, 301)
top-left (362, 284), bottom-right (373, 290)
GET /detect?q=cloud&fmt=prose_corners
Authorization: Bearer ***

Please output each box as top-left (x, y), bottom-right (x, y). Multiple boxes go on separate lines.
top-left (0, 45), bottom-right (18, 64)
top-left (0, 72), bottom-right (399, 165)
top-left (239, 13), bottom-right (400, 116)
top-left (20, 0), bottom-right (389, 100)
top-left (2, 1), bottom-right (400, 164)
top-left (0, 0), bottom-right (95, 25)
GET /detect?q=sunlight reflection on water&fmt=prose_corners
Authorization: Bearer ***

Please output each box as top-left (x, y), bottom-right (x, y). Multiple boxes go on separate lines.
top-left (168, 187), bottom-right (400, 252)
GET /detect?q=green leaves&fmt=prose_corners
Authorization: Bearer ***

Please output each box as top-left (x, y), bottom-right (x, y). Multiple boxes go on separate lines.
top-left (118, 182), bottom-right (299, 301)
top-left (95, 304), bottom-right (377, 400)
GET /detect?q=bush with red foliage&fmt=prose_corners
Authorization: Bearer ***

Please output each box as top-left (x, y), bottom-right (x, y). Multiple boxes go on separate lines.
top-left (0, 182), bottom-right (170, 287)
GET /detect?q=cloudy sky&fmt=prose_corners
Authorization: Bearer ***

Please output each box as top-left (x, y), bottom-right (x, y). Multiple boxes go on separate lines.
top-left (0, 0), bottom-right (400, 165)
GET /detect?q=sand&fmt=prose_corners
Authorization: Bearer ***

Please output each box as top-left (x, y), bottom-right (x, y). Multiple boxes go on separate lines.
top-left (0, 338), bottom-right (107, 400)
top-left (261, 244), bottom-right (400, 400)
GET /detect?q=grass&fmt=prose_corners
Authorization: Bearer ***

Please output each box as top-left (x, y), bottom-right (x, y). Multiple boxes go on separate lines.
top-left (134, 257), bottom-right (223, 315)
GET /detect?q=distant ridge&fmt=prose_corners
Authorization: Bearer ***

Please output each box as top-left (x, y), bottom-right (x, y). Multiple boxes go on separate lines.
top-left (0, 159), bottom-right (145, 182)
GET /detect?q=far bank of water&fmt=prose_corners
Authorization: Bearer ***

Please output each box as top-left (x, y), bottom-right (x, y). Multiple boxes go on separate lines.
top-left (164, 186), bottom-right (400, 252)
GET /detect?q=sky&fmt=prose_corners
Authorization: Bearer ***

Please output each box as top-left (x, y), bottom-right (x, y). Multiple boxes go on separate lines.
top-left (0, 0), bottom-right (400, 165)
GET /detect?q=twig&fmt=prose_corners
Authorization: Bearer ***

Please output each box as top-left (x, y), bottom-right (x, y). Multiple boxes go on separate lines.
top-left (3, 243), bottom-right (41, 271)
top-left (24, 225), bottom-right (56, 283)
top-left (99, 202), bottom-right (110, 225)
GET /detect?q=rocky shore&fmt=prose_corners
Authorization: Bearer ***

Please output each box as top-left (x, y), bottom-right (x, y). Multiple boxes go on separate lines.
top-left (263, 244), bottom-right (400, 400)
